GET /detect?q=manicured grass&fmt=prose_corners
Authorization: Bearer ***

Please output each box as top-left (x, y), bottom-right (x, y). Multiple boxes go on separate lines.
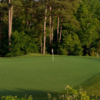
top-left (0, 56), bottom-right (100, 97)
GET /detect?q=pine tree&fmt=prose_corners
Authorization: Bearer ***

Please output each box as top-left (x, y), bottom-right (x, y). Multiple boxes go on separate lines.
top-left (56, 0), bottom-right (80, 43)
top-left (8, 0), bottom-right (13, 47)
top-left (43, 0), bottom-right (47, 55)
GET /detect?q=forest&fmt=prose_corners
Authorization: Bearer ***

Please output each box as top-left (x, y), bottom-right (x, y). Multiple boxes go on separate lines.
top-left (0, 0), bottom-right (100, 57)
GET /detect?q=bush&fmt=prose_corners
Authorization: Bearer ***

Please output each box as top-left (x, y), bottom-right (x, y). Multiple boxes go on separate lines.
top-left (90, 48), bottom-right (96, 56)
top-left (48, 85), bottom-right (90, 100)
top-left (59, 33), bottom-right (83, 55)
top-left (59, 47), bottom-right (68, 55)
top-left (6, 31), bottom-right (39, 57)
top-left (97, 40), bottom-right (100, 55)
top-left (1, 86), bottom-right (100, 100)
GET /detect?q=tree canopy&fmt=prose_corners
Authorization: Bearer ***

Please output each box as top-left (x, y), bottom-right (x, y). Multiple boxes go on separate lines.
top-left (0, 0), bottom-right (100, 57)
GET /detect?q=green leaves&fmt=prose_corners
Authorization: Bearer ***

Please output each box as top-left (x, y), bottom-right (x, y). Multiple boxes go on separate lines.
top-left (11, 0), bottom-right (22, 6)
top-left (6, 31), bottom-right (39, 57)
top-left (1, 0), bottom-right (100, 56)
top-left (59, 33), bottom-right (83, 55)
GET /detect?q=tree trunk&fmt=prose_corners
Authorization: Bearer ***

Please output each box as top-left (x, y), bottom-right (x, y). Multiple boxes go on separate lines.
top-left (10, 0), bottom-right (13, 36)
top-left (27, 19), bottom-right (29, 27)
top-left (41, 35), bottom-right (42, 54)
top-left (43, 1), bottom-right (47, 55)
top-left (0, 8), bottom-right (2, 47)
top-left (57, 16), bottom-right (59, 41)
top-left (26, 8), bottom-right (29, 33)
top-left (59, 19), bottom-right (63, 43)
top-left (8, 0), bottom-right (11, 46)
top-left (57, 9), bottom-right (60, 41)
top-left (49, 6), bottom-right (52, 44)
top-left (59, 24), bottom-right (62, 43)
top-left (51, 16), bottom-right (53, 44)
top-left (8, 0), bottom-right (13, 48)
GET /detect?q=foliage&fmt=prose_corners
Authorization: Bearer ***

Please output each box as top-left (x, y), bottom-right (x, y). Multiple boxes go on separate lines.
top-left (58, 47), bottom-right (68, 55)
top-left (97, 40), bottom-right (100, 55)
top-left (0, 0), bottom-right (100, 56)
top-left (90, 48), bottom-right (96, 56)
top-left (59, 33), bottom-right (83, 55)
top-left (1, 85), bottom-right (100, 100)
top-left (6, 31), bottom-right (38, 57)
top-left (76, 0), bottom-right (100, 55)
top-left (58, 85), bottom-right (90, 100)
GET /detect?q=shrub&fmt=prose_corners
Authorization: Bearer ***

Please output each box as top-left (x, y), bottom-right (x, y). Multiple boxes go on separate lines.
top-left (90, 48), bottom-right (96, 56)
top-left (59, 47), bottom-right (68, 55)
top-left (1, 86), bottom-right (100, 100)
top-left (97, 40), bottom-right (100, 55)
top-left (48, 85), bottom-right (90, 100)
top-left (6, 31), bottom-right (39, 57)
top-left (59, 33), bottom-right (83, 55)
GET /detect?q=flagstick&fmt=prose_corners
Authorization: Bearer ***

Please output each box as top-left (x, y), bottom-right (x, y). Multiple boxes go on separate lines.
top-left (52, 48), bottom-right (54, 61)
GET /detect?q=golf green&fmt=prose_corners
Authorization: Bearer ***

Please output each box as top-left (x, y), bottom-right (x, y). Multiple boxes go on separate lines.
top-left (0, 56), bottom-right (100, 96)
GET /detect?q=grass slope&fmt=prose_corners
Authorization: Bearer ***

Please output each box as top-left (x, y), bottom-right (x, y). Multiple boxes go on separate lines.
top-left (0, 56), bottom-right (100, 97)
top-left (76, 72), bottom-right (100, 96)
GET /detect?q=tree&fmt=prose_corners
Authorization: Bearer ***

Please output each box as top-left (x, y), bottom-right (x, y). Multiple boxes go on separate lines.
top-left (43, 0), bottom-right (47, 55)
top-left (76, 0), bottom-right (100, 55)
top-left (8, 0), bottom-right (12, 47)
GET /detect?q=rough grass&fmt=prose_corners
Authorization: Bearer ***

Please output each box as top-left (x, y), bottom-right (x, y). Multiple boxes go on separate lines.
top-left (76, 72), bottom-right (100, 96)
top-left (0, 55), bottom-right (100, 98)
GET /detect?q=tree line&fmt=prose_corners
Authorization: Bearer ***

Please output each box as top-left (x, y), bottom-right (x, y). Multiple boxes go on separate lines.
top-left (0, 0), bottom-right (100, 57)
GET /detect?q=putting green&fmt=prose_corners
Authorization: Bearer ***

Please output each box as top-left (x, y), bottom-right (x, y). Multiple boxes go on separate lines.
top-left (0, 56), bottom-right (100, 96)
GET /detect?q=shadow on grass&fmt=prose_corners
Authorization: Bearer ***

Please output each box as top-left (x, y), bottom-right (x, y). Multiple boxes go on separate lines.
top-left (0, 89), bottom-right (59, 100)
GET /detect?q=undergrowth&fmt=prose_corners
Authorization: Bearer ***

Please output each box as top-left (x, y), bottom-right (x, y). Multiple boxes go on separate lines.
top-left (0, 85), bottom-right (99, 100)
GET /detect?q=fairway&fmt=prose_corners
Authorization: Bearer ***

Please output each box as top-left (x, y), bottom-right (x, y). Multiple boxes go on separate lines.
top-left (0, 56), bottom-right (100, 96)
